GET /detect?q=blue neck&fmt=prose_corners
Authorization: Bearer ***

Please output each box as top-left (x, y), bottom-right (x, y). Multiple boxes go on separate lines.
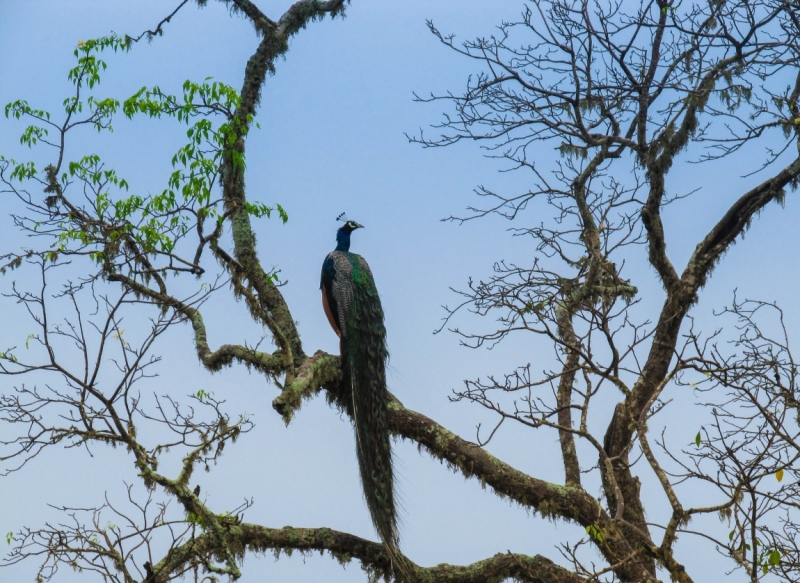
top-left (335, 229), bottom-right (351, 252)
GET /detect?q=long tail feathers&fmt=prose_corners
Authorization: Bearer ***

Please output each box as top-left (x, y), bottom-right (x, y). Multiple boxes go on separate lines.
top-left (342, 284), bottom-right (414, 581)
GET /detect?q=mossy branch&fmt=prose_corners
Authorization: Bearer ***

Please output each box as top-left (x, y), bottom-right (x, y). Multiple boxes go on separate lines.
top-left (151, 523), bottom-right (586, 583)
top-left (107, 272), bottom-right (284, 375)
top-left (273, 351), bottom-right (657, 581)
top-left (684, 155), bottom-right (800, 291)
top-left (215, 0), bottom-right (347, 371)
top-left (272, 350), bottom-right (342, 422)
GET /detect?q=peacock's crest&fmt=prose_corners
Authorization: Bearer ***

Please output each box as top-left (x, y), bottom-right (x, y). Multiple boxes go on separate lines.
top-left (336, 212), bottom-right (364, 234)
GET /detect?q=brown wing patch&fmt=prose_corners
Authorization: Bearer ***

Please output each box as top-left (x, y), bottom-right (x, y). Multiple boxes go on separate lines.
top-left (322, 289), bottom-right (341, 338)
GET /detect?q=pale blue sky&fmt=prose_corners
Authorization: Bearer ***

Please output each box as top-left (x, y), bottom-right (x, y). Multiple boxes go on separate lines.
top-left (2, 1), bottom-right (799, 582)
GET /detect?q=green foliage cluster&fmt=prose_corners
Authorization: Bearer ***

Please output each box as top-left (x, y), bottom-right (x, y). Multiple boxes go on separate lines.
top-left (1, 32), bottom-right (286, 266)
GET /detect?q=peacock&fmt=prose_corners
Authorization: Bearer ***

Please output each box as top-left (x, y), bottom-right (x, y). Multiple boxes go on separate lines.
top-left (320, 213), bottom-right (409, 577)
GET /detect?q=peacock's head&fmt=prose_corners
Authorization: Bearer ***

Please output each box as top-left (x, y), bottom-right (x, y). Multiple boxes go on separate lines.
top-left (336, 212), bottom-right (364, 234)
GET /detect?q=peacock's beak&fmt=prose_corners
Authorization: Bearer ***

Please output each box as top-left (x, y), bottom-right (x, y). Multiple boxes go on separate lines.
top-left (354, 222), bottom-right (365, 229)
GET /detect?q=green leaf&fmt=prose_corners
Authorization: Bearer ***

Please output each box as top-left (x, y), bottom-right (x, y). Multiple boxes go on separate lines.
top-left (6, 532), bottom-right (14, 545)
top-left (186, 512), bottom-right (207, 531)
top-left (276, 203), bottom-right (289, 224)
top-left (768, 549), bottom-right (781, 566)
top-left (585, 524), bottom-right (604, 543)
top-left (695, 431), bottom-right (701, 447)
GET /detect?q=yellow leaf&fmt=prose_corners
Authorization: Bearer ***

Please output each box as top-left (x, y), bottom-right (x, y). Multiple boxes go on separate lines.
top-left (777, 468), bottom-right (784, 482)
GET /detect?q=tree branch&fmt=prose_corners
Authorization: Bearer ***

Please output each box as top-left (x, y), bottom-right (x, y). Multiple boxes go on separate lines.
top-left (152, 523), bottom-right (587, 583)
top-left (272, 351), bottom-right (657, 582)
top-left (684, 155), bottom-right (800, 291)
top-left (216, 0), bottom-right (348, 372)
